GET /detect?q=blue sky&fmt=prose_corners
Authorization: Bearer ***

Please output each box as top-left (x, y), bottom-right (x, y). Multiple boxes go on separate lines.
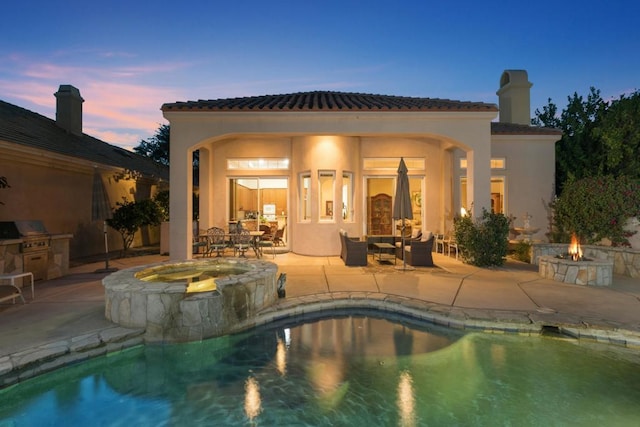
top-left (1, 0), bottom-right (638, 150)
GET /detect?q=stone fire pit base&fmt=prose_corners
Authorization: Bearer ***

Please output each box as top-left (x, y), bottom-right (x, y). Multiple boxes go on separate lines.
top-left (538, 255), bottom-right (613, 286)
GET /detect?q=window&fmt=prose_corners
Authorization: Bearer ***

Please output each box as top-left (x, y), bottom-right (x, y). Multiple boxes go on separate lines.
top-left (459, 158), bottom-right (506, 169)
top-left (342, 172), bottom-right (353, 221)
top-left (460, 177), bottom-right (505, 214)
top-left (299, 173), bottom-right (311, 221)
top-left (319, 171), bottom-right (335, 221)
top-left (227, 158), bottom-right (289, 170)
top-left (363, 157), bottom-right (425, 170)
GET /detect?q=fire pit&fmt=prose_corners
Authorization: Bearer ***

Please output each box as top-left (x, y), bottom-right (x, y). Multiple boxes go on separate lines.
top-left (538, 235), bottom-right (613, 286)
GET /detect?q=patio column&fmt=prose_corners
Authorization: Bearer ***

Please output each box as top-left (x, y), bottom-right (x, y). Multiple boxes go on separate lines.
top-left (465, 147), bottom-right (491, 217)
top-left (198, 147), bottom-right (213, 230)
top-left (170, 141), bottom-right (193, 260)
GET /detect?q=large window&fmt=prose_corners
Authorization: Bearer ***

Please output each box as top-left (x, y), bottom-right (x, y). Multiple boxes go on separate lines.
top-left (319, 171), bottom-right (335, 221)
top-left (229, 177), bottom-right (288, 221)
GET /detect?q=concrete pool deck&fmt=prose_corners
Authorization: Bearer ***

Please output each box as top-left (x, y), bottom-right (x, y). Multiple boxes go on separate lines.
top-left (2, 251), bottom-right (640, 385)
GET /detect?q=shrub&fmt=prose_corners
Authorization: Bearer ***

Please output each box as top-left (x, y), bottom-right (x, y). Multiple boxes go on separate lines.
top-left (154, 190), bottom-right (170, 221)
top-left (552, 175), bottom-right (640, 246)
top-left (454, 208), bottom-right (510, 267)
top-left (107, 198), bottom-right (162, 253)
top-left (512, 240), bottom-right (532, 263)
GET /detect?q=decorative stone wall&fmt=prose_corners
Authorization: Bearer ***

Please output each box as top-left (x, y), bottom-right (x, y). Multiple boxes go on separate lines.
top-left (538, 255), bottom-right (613, 286)
top-left (532, 243), bottom-right (640, 278)
top-left (102, 258), bottom-right (278, 343)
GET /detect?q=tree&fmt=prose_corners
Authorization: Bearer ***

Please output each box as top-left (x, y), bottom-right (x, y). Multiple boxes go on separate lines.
top-left (533, 88), bottom-right (607, 195)
top-left (134, 124), bottom-right (170, 165)
top-left (106, 198), bottom-right (162, 253)
top-left (595, 90), bottom-right (640, 179)
top-left (134, 123), bottom-right (200, 184)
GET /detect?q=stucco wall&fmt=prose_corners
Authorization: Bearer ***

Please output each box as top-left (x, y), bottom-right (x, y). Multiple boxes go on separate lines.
top-left (491, 135), bottom-right (556, 241)
top-left (0, 146), bottom-right (161, 259)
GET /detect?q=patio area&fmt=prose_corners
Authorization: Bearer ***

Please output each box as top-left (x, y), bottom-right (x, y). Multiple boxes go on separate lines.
top-left (2, 249), bottom-right (640, 386)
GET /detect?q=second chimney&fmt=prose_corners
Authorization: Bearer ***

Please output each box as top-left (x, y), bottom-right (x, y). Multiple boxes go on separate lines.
top-left (54, 85), bottom-right (84, 135)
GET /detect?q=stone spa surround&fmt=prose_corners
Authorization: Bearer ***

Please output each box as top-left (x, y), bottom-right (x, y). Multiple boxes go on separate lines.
top-left (102, 258), bottom-right (278, 342)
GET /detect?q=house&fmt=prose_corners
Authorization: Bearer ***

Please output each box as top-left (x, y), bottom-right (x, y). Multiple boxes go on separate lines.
top-left (162, 70), bottom-right (561, 260)
top-left (0, 85), bottom-right (169, 272)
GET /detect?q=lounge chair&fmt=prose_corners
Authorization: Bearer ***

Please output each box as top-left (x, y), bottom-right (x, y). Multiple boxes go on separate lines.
top-left (396, 232), bottom-right (435, 267)
top-left (339, 230), bottom-right (368, 266)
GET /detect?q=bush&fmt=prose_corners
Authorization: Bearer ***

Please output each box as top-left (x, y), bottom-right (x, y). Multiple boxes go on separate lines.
top-left (154, 190), bottom-right (170, 221)
top-left (454, 208), bottom-right (510, 267)
top-left (107, 198), bottom-right (162, 253)
top-left (512, 240), bottom-right (532, 263)
top-left (552, 175), bottom-right (640, 246)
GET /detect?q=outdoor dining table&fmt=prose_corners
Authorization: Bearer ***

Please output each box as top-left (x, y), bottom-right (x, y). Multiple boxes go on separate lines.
top-left (200, 230), bottom-right (264, 258)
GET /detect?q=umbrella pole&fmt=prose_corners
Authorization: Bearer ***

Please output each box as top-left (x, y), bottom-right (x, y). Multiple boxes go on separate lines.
top-left (95, 220), bottom-right (118, 273)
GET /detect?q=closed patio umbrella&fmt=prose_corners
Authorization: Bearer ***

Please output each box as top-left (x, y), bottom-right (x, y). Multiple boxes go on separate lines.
top-left (393, 158), bottom-right (414, 271)
top-left (92, 171), bottom-right (117, 273)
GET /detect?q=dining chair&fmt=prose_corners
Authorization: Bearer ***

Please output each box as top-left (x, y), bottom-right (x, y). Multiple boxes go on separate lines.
top-left (233, 229), bottom-right (252, 257)
top-left (258, 224), bottom-right (276, 258)
top-left (206, 227), bottom-right (227, 257)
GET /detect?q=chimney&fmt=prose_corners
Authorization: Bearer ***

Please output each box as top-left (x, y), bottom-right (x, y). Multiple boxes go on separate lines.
top-left (496, 70), bottom-right (532, 125)
top-left (54, 85), bottom-right (84, 135)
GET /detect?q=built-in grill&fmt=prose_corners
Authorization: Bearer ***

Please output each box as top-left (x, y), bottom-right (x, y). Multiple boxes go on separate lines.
top-left (0, 220), bottom-right (50, 280)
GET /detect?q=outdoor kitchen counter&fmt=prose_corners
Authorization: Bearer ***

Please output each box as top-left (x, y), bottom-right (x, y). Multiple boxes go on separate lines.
top-left (0, 234), bottom-right (72, 280)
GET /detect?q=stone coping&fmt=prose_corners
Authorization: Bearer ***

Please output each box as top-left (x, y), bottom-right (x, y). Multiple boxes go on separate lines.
top-left (3, 292), bottom-right (640, 389)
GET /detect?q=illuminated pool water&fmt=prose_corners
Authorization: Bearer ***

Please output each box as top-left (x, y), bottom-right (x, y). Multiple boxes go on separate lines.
top-left (2, 311), bottom-right (640, 426)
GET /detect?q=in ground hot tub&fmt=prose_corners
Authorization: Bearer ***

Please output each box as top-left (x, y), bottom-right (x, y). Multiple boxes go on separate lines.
top-left (103, 258), bottom-right (278, 342)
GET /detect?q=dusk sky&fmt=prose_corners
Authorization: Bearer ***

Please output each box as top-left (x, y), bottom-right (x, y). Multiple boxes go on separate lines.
top-left (2, 1), bottom-right (638, 151)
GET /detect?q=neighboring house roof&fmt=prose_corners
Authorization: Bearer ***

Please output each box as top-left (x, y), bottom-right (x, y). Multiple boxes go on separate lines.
top-left (491, 122), bottom-right (562, 136)
top-left (162, 91), bottom-right (499, 112)
top-left (0, 100), bottom-right (168, 180)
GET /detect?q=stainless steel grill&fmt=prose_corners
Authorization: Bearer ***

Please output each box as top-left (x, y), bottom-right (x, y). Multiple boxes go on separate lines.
top-left (0, 220), bottom-right (50, 280)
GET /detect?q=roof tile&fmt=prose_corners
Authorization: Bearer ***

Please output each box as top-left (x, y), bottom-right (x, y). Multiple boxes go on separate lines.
top-left (162, 91), bottom-right (498, 112)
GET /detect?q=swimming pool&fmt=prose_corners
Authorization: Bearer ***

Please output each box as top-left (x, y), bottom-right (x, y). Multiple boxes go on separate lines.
top-left (2, 310), bottom-right (639, 426)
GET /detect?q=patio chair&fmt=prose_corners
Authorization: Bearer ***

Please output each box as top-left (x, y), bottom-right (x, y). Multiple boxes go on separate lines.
top-left (192, 228), bottom-right (208, 256)
top-left (232, 229), bottom-right (252, 257)
top-left (447, 236), bottom-right (459, 259)
top-left (338, 230), bottom-right (367, 266)
top-left (273, 226), bottom-right (285, 246)
top-left (205, 227), bottom-right (228, 257)
top-left (258, 224), bottom-right (276, 258)
top-left (435, 233), bottom-right (445, 253)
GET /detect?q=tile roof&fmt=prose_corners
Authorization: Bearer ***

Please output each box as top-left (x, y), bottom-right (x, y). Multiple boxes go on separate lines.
top-left (491, 122), bottom-right (562, 136)
top-left (0, 100), bottom-right (168, 180)
top-left (162, 91), bottom-right (498, 112)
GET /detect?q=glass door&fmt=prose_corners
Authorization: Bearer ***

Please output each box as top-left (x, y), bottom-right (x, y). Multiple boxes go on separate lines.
top-left (229, 177), bottom-right (288, 244)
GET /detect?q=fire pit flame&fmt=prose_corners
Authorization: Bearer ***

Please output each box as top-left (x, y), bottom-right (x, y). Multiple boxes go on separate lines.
top-left (568, 234), bottom-right (583, 261)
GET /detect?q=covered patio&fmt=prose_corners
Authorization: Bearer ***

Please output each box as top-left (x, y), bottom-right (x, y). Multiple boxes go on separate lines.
top-left (162, 92), bottom-right (497, 260)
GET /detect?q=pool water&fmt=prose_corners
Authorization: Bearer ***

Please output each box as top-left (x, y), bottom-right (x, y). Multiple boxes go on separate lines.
top-left (2, 311), bottom-right (640, 426)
